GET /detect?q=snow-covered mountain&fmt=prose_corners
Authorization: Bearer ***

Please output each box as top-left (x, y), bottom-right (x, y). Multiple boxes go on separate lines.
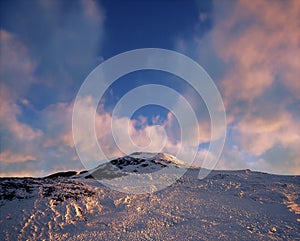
top-left (0, 152), bottom-right (299, 240)
top-left (78, 152), bottom-right (186, 180)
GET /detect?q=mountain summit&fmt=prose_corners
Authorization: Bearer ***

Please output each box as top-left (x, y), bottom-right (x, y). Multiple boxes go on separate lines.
top-left (80, 152), bottom-right (186, 180)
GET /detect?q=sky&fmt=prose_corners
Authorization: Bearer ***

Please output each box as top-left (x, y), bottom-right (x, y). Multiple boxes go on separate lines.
top-left (0, 0), bottom-right (299, 177)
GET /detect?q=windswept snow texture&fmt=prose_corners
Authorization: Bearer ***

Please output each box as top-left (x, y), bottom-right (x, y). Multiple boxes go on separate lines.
top-left (0, 153), bottom-right (299, 241)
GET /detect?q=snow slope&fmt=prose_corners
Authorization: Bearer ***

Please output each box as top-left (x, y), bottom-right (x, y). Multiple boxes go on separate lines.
top-left (0, 153), bottom-right (299, 240)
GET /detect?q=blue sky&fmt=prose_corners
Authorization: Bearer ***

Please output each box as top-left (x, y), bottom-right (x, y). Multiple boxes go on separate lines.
top-left (0, 0), bottom-right (299, 177)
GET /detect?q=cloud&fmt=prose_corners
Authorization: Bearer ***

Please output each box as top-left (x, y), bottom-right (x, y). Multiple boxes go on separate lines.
top-left (0, 30), bottom-right (37, 98)
top-left (41, 102), bottom-right (74, 149)
top-left (0, 0), bottom-right (105, 176)
top-left (44, 93), bottom-right (206, 171)
top-left (236, 112), bottom-right (299, 156)
top-left (216, 145), bottom-right (271, 172)
top-left (0, 151), bottom-right (36, 164)
top-left (0, 0), bottom-right (104, 105)
top-left (0, 160), bottom-right (48, 177)
top-left (74, 96), bottom-right (180, 162)
top-left (176, 0), bottom-right (300, 174)
top-left (0, 30), bottom-right (42, 166)
top-left (181, 0), bottom-right (299, 105)
top-left (212, 0), bottom-right (300, 103)
top-left (0, 86), bottom-right (43, 142)
top-left (37, 90), bottom-right (299, 173)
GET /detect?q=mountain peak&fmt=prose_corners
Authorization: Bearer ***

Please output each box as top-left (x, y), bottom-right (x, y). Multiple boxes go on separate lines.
top-left (128, 152), bottom-right (185, 164)
top-left (83, 152), bottom-right (185, 180)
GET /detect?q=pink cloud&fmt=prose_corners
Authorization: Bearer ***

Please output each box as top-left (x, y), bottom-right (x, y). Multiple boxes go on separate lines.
top-left (42, 102), bottom-right (74, 149)
top-left (0, 85), bottom-right (43, 141)
top-left (0, 169), bottom-right (48, 178)
top-left (175, 0), bottom-right (300, 174)
top-left (236, 112), bottom-right (300, 156)
top-left (46, 95), bottom-right (204, 167)
top-left (0, 29), bottom-right (42, 143)
top-left (0, 150), bottom-right (36, 163)
top-left (80, 0), bottom-right (104, 22)
top-left (216, 145), bottom-right (271, 172)
top-left (0, 30), bottom-right (37, 97)
top-left (210, 0), bottom-right (300, 166)
top-left (0, 1), bottom-right (106, 176)
top-left (211, 0), bottom-right (300, 103)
